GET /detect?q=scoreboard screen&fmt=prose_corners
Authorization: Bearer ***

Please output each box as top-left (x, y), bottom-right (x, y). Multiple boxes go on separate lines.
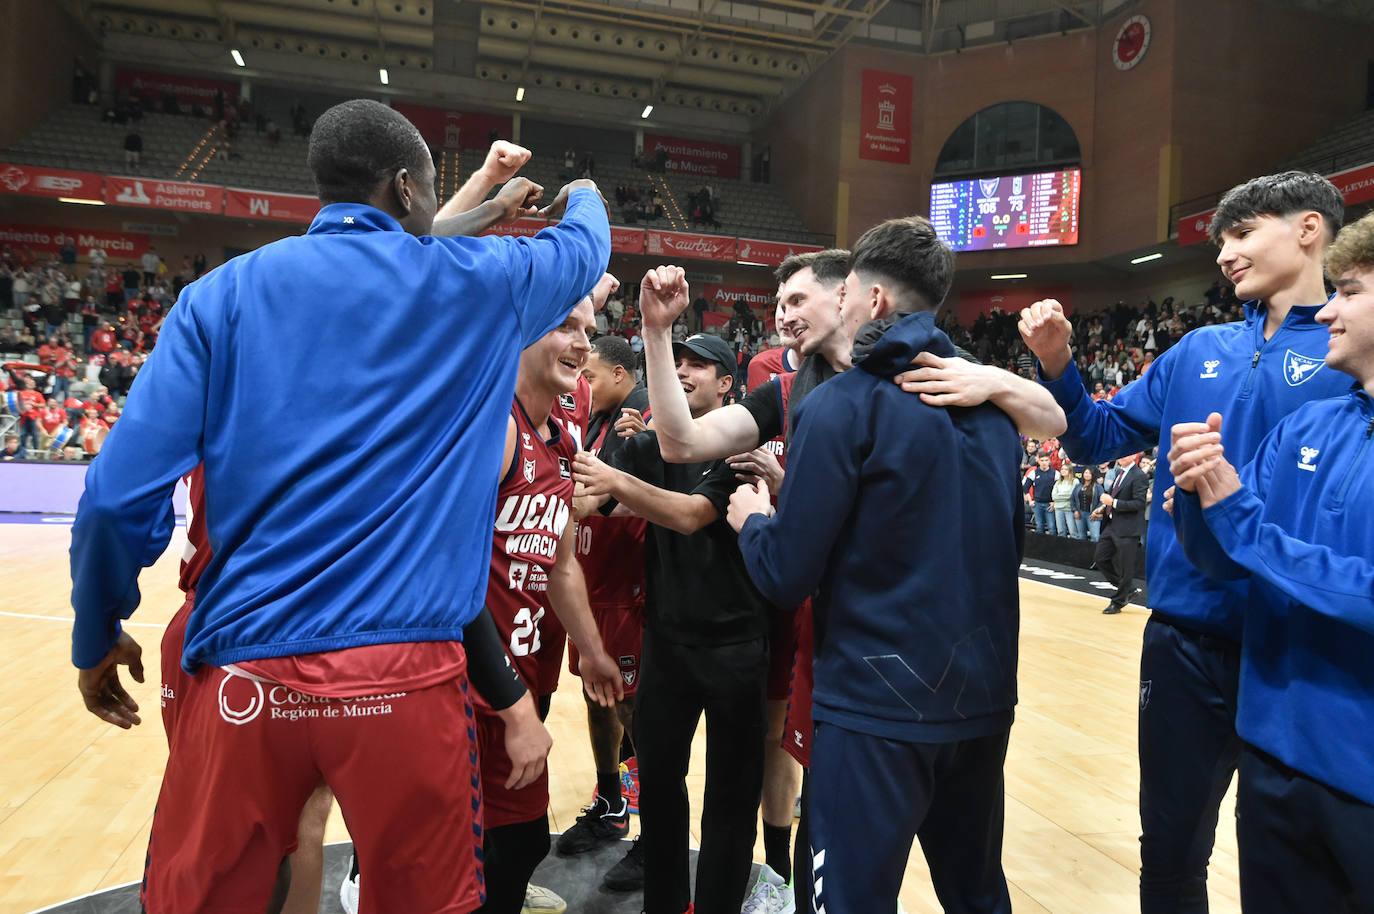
top-left (930, 168), bottom-right (1081, 252)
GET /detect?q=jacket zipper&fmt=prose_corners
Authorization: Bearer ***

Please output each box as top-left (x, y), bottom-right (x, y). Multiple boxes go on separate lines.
top-left (1334, 413), bottom-right (1374, 505)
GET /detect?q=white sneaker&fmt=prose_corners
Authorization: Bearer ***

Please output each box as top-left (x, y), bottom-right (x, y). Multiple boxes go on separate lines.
top-left (523, 882), bottom-right (568, 914)
top-left (741, 865), bottom-right (794, 914)
top-left (338, 855), bottom-right (360, 914)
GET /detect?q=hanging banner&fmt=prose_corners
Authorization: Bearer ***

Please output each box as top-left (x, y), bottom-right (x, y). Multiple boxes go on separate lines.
top-left (699, 284), bottom-right (777, 315)
top-left (391, 103), bottom-right (513, 149)
top-left (224, 187), bottom-right (321, 223)
top-left (115, 68), bottom-right (238, 109)
top-left (643, 134), bottom-right (741, 180)
top-left (859, 70), bottom-right (914, 164)
top-left (610, 226), bottom-right (646, 255)
top-left (0, 163), bottom-right (103, 202)
top-left (105, 176), bottom-right (222, 214)
top-left (1176, 208), bottom-right (1215, 247)
top-left (735, 237), bottom-right (823, 267)
top-left (0, 223), bottom-right (148, 258)
top-left (1329, 160), bottom-right (1374, 207)
top-left (645, 230), bottom-right (737, 262)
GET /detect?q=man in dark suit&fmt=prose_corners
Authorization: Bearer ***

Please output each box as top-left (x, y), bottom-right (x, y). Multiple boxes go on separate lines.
top-left (1097, 453), bottom-right (1148, 614)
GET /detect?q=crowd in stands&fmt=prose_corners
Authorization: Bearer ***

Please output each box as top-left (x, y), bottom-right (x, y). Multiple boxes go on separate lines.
top-left (0, 242), bottom-right (213, 461)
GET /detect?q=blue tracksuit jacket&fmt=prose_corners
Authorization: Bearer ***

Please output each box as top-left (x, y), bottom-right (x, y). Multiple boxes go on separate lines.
top-left (1039, 302), bottom-right (1349, 639)
top-left (737, 311), bottom-right (1023, 743)
top-left (71, 191), bottom-right (609, 671)
top-left (1174, 385), bottom-right (1374, 805)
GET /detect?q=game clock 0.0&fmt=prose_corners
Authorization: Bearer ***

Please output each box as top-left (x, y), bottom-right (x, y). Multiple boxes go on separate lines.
top-left (929, 168), bottom-right (1082, 253)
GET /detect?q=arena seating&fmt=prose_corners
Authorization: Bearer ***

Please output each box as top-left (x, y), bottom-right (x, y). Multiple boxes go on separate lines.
top-left (1278, 107), bottom-right (1374, 174)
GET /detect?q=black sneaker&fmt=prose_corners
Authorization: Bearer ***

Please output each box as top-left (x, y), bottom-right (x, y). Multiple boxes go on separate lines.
top-left (602, 836), bottom-right (645, 892)
top-left (555, 795), bottom-right (629, 856)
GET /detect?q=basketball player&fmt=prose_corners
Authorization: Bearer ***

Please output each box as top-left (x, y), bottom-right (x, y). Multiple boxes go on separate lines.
top-left (1168, 209), bottom-right (1374, 913)
top-left (476, 295), bottom-right (624, 913)
top-left (71, 99), bottom-right (610, 914)
top-left (1018, 170), bottom-right (1349, 913)
top-left (572, 317), bottom-right (770, 914)
top-left (557, 332), bottom-right (652, 876)
top-left (745, 300), bottom-right (799, 391)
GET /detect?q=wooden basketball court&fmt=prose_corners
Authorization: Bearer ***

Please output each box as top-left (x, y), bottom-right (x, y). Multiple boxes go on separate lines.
top-left (0, 523), bottom-right (1241, 913)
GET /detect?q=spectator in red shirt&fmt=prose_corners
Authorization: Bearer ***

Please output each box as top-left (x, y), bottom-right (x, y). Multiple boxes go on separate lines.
top-left (90, 323), bottom-right (116, 354)
top-left (20, 400), bottom-right (44, 452)
top-left (104, 273), bottom-right (123, 311)
top-left (38, 397), bottom-right (67, 449)
top-left (16, 376), bottom-right (44, 413)
top-left (78, 405), bottom-right (108, 456)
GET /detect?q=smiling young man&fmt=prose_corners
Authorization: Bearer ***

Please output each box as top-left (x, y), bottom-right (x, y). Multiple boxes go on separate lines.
top-left (1018, 170), bottom-right (1351, 913)
top-left (572, 303), bottom-right (771, 914)
top-left (727, 216), bottom-right (1023, 914)
top-left (1168, 209), bottom-right (1374, 913)
top-left (475, 296), bottom-right (623, 914)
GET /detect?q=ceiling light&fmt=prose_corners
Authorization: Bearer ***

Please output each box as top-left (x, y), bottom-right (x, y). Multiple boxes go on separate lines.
top-left (379, 68), bottom-right (389, 85)
top-left (230, 49), bottom-right (245, 67)
top-left (515, 86), bottom-right (524, 102)
top-left (990, 273), bottom-right (1027, 280)
top-left (641, 104), bottom-right (653, 118)
top-left (59, 197), bottom-right (104, 206)
top-left (1130, 252), bottom-right (1163, 264)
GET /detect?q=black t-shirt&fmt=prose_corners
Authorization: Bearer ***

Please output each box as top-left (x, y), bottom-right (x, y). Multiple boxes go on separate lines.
top-left (586, 385), bottom-right (649, 463)
top-left (605, 430), bottom-right (772, 646)
top-left (739, 377), bottom-right (783, 446)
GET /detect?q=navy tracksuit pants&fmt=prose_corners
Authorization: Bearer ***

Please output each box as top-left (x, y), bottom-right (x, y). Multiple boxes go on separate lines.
top-left (807, 722), bottom-right (1012, 914)
top-left (1237, 747), bottom-right (1374, 913)
top-left (1137, 616), bottom-right (1243, 913)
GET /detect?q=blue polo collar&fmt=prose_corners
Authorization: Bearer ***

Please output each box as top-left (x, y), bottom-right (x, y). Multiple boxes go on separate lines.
top-left (306, 202), bottom-right (404, 236)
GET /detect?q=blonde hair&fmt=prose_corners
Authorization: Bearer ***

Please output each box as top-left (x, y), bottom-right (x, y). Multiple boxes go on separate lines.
top-left (1326, 210), bottom-right (1374, 280)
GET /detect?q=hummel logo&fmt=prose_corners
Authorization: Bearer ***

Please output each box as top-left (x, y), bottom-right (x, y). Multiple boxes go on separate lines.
top-left (1298, 446), bottom-right (1319, 471)
top-left (343, 216), bottom-right (355, 224)
top-left (522, 432), bottom-right (533, 450)
top-left (1200, 359), bottom-right (1221, 379)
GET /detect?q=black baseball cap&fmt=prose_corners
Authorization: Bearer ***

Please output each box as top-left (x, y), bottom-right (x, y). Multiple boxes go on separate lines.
top-left (673, 333), bottom-right (736, 377)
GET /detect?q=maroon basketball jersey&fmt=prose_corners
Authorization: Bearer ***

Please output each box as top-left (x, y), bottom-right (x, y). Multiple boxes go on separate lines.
top-left (575, 417), bottom-right (649, 610)
top-left (549, 374), bottom-right (592, 450)
top-left (179, 466), bottom-right (211, 593)
top-left (485, 399), bottom-right (578, 690)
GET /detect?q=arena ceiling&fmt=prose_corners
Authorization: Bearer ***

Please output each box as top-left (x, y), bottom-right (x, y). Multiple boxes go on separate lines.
top-left (66, 0), bottom-right (1134, 134)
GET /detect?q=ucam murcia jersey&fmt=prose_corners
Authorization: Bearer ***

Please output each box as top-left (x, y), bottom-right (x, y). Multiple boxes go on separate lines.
top-left (549, 374), bottom-right (591, 450)
top-left (576, 408), bottom-right (650, 610)
top-left (485, 397), bottom-right (578, 692)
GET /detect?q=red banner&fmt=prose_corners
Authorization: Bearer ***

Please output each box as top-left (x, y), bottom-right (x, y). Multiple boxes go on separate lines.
top-left (610, 226), bottom-right (645, 255)
top-left (224, 187), bottom-right (320, 224)
top-left (645, 230), bottom-right (737, 262)
top-left (1177, 208), bottom-right (1215, 246)
top-left (105, 176), bottom-right (222, 214)
top-left (115, 68), bottom-right (239, 109)
top-left (956, 286), bottom-right (1074, 326)
top-left (391, 103), bottom-right (513, 149)
top-left (1329, 161), bottom-right (1374, 207)
top-left (0, 223), bottom-right (148, 258)
top-left (701, 311), bottom-right (730, 328)
top-left (859, 70), bottom-right (913, 164)
top-left (735, 237), bottom-right (824, 267)
top-left (643, 134), bottom-right (741, 180)
top-left (699, 284), bottom-right (776, 316)
top-left (0, 163), bottom-right (103, 202)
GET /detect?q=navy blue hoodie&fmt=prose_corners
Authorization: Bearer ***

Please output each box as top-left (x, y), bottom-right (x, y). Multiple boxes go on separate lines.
top-left (737, 312), bottom-right (1023, 742)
